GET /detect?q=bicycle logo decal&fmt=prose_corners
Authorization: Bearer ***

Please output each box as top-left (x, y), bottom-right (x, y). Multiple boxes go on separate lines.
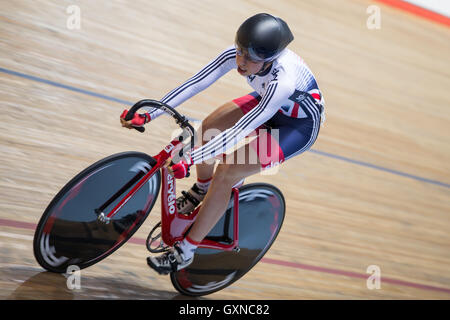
top-left (167, 173), bottom-right (176, 214)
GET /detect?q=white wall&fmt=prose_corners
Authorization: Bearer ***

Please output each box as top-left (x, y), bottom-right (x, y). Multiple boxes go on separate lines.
top-left (403, 0), bottom-right (450, 17)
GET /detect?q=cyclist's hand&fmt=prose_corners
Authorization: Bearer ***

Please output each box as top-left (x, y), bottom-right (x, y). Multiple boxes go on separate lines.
top-left (170, 156), bottom-right (192, 179)
top-left (120, 109), bottom-right (151, 129)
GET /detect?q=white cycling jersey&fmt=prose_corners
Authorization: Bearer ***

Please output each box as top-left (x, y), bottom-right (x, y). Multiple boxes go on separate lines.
top-left (144, 45), bottom-right (324, 165)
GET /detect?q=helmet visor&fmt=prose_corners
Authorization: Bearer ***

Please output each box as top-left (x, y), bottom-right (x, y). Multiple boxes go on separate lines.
top-left (234, 44), bottom-right (265, 63)
top-left (235, 42), bottom-right (283, 63)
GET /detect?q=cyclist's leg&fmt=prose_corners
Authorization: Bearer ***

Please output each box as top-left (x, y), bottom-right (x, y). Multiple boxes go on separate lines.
top-left (187, 143), bottom-right (261, 243)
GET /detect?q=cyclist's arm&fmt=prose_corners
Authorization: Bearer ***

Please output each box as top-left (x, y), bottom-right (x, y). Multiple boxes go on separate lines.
top-left (143, 46), bottom-right (237, 120)
top-left (190, 80), bottom-right (293, 165)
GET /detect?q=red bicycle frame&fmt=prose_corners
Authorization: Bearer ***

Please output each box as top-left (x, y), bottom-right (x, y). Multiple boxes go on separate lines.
top-left (102, 138), bottom-right (240, 252)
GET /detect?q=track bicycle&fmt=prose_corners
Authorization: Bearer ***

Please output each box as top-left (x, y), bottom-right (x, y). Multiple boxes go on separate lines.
top-left (33, 99), bottom-right (286, 296)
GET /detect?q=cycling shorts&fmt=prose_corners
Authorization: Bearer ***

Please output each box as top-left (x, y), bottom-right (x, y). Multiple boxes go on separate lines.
top-left (232, 91), bottom-right (323, 169)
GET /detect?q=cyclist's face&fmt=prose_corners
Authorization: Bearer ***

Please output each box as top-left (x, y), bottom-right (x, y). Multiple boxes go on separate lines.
top-left (235, 47), bottom-right (264, 76)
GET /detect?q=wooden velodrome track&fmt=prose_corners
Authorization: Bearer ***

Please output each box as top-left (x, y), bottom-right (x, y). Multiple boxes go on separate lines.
top-left (0, 0), bottom-right (449, 300)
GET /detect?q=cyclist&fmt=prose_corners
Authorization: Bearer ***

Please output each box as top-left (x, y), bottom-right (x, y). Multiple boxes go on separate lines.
top-left (120, 13), bottom-right (325, 274)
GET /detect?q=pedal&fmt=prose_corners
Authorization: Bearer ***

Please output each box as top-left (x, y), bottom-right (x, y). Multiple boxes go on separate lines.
top-left (146, 221), bottom-right (170, 253)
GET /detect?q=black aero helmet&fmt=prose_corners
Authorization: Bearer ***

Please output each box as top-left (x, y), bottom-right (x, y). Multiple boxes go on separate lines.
top-left (235, 13), bottom-right (294, 62)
